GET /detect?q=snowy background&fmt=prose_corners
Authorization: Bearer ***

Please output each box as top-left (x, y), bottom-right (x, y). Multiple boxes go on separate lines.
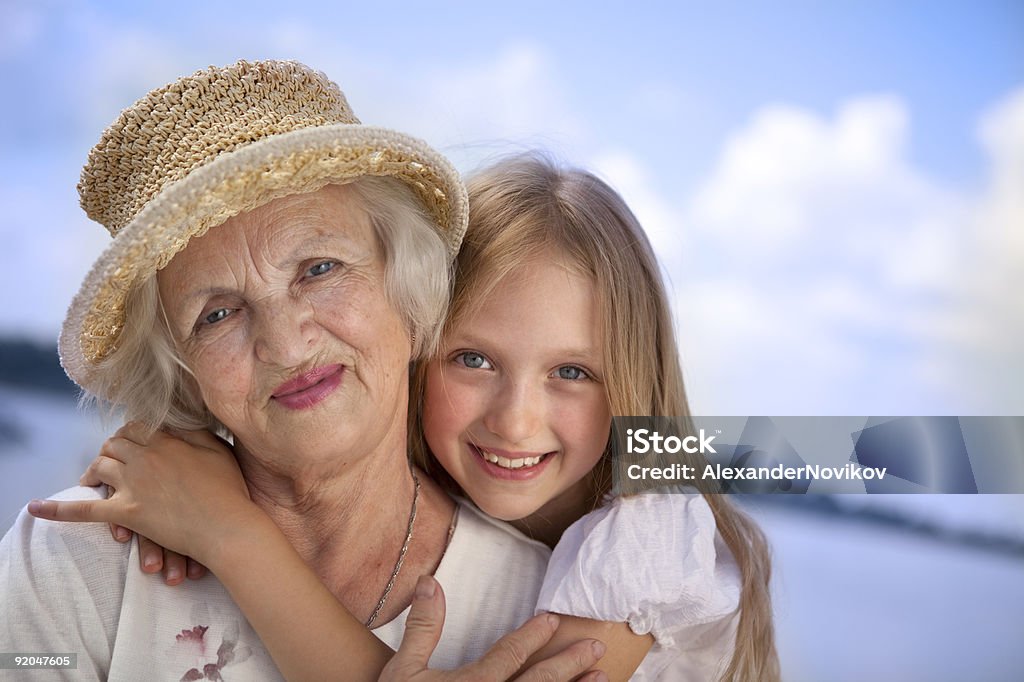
top-left (1, 2), bottom-right (1022, 680)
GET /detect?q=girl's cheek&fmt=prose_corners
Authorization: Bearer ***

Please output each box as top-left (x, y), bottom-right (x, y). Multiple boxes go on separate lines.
top-left (440, 380), bottom-right (480, 430)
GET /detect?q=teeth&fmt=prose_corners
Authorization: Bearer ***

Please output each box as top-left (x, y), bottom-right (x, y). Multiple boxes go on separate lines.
top-left (479, 448), bottom-right (544, 469)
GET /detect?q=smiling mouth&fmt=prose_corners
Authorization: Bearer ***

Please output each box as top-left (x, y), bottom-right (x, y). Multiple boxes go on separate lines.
top-left (473, 446), bottom-right (550, 470)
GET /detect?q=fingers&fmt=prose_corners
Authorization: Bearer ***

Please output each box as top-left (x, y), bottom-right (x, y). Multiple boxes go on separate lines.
top-left (137, 537), bottom-right (202, 584)
top-left (465, 613), bottom-right (561, 680)
top-left (114, 421), bottom-right (156, 445)
top-left (98, 434), bottom-right (146, 465)
top-left (81, 455), bottom-right (126, 489)
top-left (377, 579), bottom-right (608, 682)
top-left (135, 534), bottom-right (187, 585)
top-left (27, 498), bottom-right (113, 523)
top-left (186, 557), bottom-right (208, 580)
top-left (109, 523), bottom-right (132, 543)
top-left (137, 535), bottom-right (165, 573)
top-left (513, 638), bottom-right (608, 682)
top-left (162, 549), bottom-right (188, 586)
top-left (378, 576), bottom-right (446, 681)
top-left (164, 427), bottom-right (230, 453)
top-left (118, 420), bottom-right (226, 455)
top-left (575, 672), bottom-right (610, 682)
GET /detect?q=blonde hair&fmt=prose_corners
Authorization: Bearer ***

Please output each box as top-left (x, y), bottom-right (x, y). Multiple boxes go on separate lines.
top-left (84, 176), bottom-right (451, 431)
top-left (412, 152), bottom-right (779, 681)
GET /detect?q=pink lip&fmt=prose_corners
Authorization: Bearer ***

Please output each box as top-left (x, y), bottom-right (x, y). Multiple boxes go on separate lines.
top-left (271, 364), bottom-right (344, 410)
top-left (469, 444), bottom-right (555, 481)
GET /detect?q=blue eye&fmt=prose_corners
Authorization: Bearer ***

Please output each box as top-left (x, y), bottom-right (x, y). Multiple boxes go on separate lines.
top-left (456, 352), bottom-right (491, 370)
top-left (556, 365), bottom-right (588, 381)
top-left (203, 308), bottom-right (231, 325)
top-left (307, 261), bottom-right (335, 277)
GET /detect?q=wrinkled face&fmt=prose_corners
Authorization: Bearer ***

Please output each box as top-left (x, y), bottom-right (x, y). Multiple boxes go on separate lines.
top-left (158, 184), bottom-right (412, 468)
top-left (422, 250), bottom-right (611, 521)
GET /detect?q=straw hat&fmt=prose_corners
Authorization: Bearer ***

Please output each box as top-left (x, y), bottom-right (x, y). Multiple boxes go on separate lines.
top-left (60, 59), bottom-right (468, 396)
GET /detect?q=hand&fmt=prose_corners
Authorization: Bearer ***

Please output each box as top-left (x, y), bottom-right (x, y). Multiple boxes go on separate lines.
top-left (379, 576), bottom-right (608, 682)
top-left (28, 422), bottom-right (258, 567)
top-left (108, 525), bottom-right (208, 585)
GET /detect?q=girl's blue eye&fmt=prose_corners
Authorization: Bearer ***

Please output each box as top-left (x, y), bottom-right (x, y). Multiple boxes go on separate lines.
top-left (556, 365), bottom-right (588, 381)
top-left (204, 308), bottom-right (231, 325)
top-left (308, 261), bottom-right (335, 277)
top-left (457, 352), bottom-right (491, 370)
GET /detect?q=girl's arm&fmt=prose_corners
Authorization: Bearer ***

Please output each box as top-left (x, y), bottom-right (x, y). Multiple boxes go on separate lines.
top-left (27, 424), bottom-right (607, 681)
top-left (29, 424), bottom-right (391, 682)
top-left (523, 617), bottom-right (653, 682)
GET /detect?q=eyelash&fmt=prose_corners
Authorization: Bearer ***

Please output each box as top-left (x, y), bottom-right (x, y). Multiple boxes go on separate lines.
top-left (305, 260), bottom-right (336, 278)
top-left (451, 352), bottom-right (593, 382)
top-left (453, 351), bottom-right (492, 370)
top-left (553, 365), bottom-right (591, 382)
top-left (203, 308), bottom-right (231, 325)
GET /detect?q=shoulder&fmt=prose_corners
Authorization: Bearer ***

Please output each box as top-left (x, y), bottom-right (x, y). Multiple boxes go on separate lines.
top-left (1, 487), bottom-right (131, 676)
top-left (538, 490), bottom-right (740, 646)
top-left (1, 485), bottom-right (130, 595)
top-left (551, 487), bottom-right (720, 569)
top-left (2, 485), bottom-right (130, 573)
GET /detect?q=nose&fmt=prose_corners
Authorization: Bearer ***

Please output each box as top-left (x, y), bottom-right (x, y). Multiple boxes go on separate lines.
top-left (482, 380), bottom-right (543, 445)
top-left (253, 295), bottom-right (321, 367)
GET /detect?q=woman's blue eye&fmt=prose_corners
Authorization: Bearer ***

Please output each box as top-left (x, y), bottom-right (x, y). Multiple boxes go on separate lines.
top-left (457, 352), bottom-right (490, 369)
top-left (308, 261), bottom-right (335, 277)
top-left (204, 308), bottom-right (231, 325)
top-left (556, 365), bottom-right (587, 381)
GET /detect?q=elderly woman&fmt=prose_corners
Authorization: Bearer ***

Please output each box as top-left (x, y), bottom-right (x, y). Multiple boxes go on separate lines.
top-left (0, 61), bottom-right (598, 681)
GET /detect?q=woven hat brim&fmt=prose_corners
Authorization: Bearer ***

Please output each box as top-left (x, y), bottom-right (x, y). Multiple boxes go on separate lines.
top-left (60, 124), bottom-right (468, 397)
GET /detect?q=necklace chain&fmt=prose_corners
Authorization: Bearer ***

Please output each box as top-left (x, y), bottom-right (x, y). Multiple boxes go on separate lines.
top-left (365, 470), bottom-right (420, 627)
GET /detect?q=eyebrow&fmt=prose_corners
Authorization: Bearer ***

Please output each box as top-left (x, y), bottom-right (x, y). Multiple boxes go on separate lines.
top-left (176, 232), bottom-right (347, 306)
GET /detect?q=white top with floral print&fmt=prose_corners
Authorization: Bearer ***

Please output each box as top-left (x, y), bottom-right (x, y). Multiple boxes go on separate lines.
top-left (0, 487), bottom-right (549, 680)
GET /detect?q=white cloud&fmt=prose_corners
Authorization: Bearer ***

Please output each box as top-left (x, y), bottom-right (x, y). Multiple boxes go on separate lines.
top-left (943, 87), bottom-right (1024, 411)
top-left (975, 88), bottom-right (1024, 273)
top-left (688, 95), bottom-right (964, 286)
top-left (669, 93), bottom-right (1024, 414)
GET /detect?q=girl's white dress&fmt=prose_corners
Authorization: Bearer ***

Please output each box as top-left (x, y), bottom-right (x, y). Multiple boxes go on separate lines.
top-left (536, 489), bottom-right (741, 681)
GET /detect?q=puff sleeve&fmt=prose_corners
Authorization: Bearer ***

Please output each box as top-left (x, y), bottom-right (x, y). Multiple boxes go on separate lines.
top-left (536, 491), bottom-right (741, 679)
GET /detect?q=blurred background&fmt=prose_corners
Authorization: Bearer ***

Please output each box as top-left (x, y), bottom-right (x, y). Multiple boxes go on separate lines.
top-left (1, 1), bottom-right (1022, 679)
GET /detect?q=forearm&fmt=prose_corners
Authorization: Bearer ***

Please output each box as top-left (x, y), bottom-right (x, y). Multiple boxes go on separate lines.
top-left (205, 511), bottom-right (393, 682)
top-left (523, 615), bottom-right (653, 682)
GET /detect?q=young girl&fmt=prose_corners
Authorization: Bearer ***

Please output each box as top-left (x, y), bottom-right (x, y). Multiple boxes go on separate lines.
top-left (31, 153), bottom-right (779, 681)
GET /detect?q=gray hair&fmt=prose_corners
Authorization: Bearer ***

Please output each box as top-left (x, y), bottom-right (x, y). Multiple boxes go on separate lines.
top-left (84, 176), bottom-right (451, 431)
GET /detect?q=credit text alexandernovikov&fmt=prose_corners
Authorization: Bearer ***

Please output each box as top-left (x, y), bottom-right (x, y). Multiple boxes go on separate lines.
top-left (626, 462), bottom-right (888, 482)
top-left (622, 428), bottom-right (887, 482)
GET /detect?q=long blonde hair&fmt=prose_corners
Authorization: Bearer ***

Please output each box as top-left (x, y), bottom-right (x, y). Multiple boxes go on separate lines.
top-left (412, 152), bottom-right (779, 681)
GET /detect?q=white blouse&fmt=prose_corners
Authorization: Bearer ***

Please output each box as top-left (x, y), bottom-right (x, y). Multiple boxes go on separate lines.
top-left (537, 489), bottom-right (741, 681)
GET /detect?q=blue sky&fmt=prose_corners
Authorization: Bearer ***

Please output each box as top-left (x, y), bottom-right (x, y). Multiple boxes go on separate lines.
top-left (1, 0), bottom-right (1022, 415)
